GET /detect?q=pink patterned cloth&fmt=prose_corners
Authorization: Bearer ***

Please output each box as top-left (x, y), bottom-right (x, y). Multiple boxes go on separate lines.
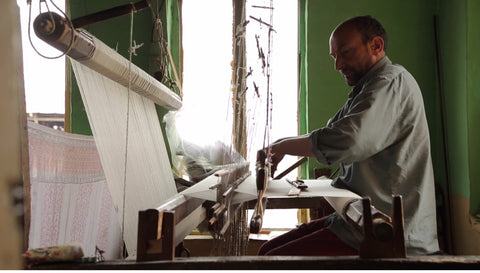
top-left (27, 121), bottom-right (122, 260)
top-left (23, 242), bottom-right (84, 266)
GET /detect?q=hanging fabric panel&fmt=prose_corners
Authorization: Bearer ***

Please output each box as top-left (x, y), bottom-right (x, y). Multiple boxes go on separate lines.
top-left (27, 121), bottom-right (123, 260)
top-left (71, 55), bottom-right (178, 258)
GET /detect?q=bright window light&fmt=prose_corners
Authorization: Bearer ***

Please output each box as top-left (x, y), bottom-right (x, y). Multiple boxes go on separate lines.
top-left (17, 0), bottom-right (66, 114)
top-left (182, 0), bottom-right (299, 229)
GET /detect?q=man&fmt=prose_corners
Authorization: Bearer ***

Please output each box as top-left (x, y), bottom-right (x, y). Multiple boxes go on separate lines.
top-left (258, 15), bottom-right (439, 256)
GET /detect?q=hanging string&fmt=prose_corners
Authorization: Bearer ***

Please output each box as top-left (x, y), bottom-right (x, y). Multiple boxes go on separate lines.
top-left (146, 0), bottom-right (183, 98)
top-left (120, 5), bottom-right (136, 259)
top-left (264, 0), bottom-right (275, 161)
top-left (244, 0), bottom-right (276, 166)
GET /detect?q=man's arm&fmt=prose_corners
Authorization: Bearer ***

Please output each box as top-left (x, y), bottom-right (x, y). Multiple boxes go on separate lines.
top-left (267, 134), bottom-right (314, 176)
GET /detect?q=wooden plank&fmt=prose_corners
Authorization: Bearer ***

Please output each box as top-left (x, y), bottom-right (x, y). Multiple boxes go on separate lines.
top-left (246, 196), bottom-right (330, 209)
top-left (159, 211), bottom-right (175, 260)
top-left (153, 195), bottom-right (205, 226)
top-left (31, 255), bottom-right (480, 270)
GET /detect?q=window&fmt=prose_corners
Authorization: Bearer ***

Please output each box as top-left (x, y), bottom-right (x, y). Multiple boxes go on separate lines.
top-left (181, 0), bottom-right (299, 229)
top-left (17, 0), bottom-right (66, 115)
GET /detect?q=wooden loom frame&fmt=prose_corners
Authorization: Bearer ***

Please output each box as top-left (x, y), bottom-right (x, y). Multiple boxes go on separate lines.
top-left (136, 194), bottom-right (206, 261)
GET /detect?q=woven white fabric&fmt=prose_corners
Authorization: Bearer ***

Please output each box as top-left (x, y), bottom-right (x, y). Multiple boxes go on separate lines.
top-left (28, 121), bottom-right (122, 260)
top-left (78, 34), bottom-right (182, 111)
top-left (71, 51), bottom-right (178, 258)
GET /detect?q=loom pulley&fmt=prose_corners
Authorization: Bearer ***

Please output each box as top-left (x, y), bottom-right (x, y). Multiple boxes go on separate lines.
top-left (33, 11), bottom-right (95, 61)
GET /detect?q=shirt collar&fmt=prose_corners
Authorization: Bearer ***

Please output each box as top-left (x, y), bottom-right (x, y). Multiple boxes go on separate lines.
top-left (348, 56), bottom-right (391, 99)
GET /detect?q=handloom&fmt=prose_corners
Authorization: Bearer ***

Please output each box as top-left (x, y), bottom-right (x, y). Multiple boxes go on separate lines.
top-left (31, 2), bottom-right (407, 264)
top-left (32, 4), bottom-right (256, 259)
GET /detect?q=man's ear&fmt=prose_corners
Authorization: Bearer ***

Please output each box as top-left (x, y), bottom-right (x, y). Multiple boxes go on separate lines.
top-left (370, 36), bottom-right (384, 55)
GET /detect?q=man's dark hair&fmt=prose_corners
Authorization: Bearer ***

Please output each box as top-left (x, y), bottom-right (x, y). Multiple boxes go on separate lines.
top-left (345, 15), bottom-right (388, 51)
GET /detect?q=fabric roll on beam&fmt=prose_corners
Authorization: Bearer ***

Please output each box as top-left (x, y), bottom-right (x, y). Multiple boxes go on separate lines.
top-left (33, 12), bottom-right (182, 111)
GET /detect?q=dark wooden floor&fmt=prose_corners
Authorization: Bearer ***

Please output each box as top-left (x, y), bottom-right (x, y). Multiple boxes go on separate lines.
top-left (31, 255), bottom-right (480, 270)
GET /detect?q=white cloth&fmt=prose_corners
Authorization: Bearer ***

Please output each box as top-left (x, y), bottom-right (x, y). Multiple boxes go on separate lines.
top-left (310, 56), bottom-right (440, 255)
top-left (71, 55), bottom-right (178, 258)
top-left (27, 121), bottom-right (122, 260)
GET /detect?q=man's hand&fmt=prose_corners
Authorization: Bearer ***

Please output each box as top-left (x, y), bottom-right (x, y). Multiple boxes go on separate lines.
top-left (262, 134), bottom-right (314, 178)
top-left (267, 144), bottom-right (285, 178)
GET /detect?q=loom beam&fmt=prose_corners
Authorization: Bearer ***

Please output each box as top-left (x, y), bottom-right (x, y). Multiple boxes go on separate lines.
top-left (71, 0), bottom-right (151, 28)
top-left (33, 11), bottom-right (182, 110)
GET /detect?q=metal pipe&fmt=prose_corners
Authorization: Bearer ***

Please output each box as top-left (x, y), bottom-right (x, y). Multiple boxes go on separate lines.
top-left (71, 0), bottom-right (150, 28)
top-left (33, 12), bottom-right (95, 61)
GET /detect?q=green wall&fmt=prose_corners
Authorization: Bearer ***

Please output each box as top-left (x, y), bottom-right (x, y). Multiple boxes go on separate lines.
top-left (466, 0), bottom-right (480, 215)
top-left (436, 0), bottom-right (470, 206)
top-left (435, 0), bottom-right (480, 253)
top-left (300, 0), bottom-right (440, 183)
top-left (436, 0), bottom-right (480, 214)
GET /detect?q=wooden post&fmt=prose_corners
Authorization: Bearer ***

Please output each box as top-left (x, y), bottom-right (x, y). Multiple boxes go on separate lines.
top-left (359, 196), bottom-right (406, 259)
top-left (136, 209), bottom-right (175, 261)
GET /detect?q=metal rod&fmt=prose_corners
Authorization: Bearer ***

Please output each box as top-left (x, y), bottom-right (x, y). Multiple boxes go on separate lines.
top-left (71, 0), bottom-right (150, 28)
top-left (273, 156), bottom-right (307, 180)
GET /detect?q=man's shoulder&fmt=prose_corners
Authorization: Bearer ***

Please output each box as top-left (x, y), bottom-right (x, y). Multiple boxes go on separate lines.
top-left (376, 60), bottom-right (407, 80)
top-left (367, 60), bottom-right (419, 90)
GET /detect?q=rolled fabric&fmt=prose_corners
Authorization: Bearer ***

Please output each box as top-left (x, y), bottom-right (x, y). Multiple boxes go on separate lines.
top-left (23, 242), bottom-right (84, 265)
top-left (33, 12), bottom-right (182, 110)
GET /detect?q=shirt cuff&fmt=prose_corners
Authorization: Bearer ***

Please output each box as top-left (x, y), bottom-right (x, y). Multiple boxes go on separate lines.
top-left (309, 130), bottom-right (330, 165)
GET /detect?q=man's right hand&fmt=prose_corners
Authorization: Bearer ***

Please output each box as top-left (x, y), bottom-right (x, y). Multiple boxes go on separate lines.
top-left (267, 144), bottom-right (285, 178)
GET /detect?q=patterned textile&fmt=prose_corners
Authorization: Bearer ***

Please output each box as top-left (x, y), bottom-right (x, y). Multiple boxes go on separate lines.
top-left (23, 242), bottom-right (84, 266)
top-left (27, 121), bottom-right (122, 260)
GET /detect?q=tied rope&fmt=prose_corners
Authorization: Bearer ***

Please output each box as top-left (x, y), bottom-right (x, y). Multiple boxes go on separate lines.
top-left (146, 0), bottom-right (183, 98)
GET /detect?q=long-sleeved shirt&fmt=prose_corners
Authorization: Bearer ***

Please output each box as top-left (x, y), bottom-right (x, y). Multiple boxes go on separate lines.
top-left (309, 56), bottom-right (439, 255)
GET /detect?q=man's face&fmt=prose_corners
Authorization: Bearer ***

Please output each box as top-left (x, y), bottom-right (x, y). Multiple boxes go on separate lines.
top-left (329, 26), bottom-right (376, 86)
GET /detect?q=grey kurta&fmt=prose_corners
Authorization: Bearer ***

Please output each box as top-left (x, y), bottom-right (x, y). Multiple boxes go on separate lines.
top-left (309, 56), bottom-right (439, 255)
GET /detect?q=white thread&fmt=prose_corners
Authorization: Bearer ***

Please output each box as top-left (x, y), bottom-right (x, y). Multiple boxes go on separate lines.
top-left (119, 8), bottom-right (135, 260)
top-left (70, 31), bottom-right (178, 260)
